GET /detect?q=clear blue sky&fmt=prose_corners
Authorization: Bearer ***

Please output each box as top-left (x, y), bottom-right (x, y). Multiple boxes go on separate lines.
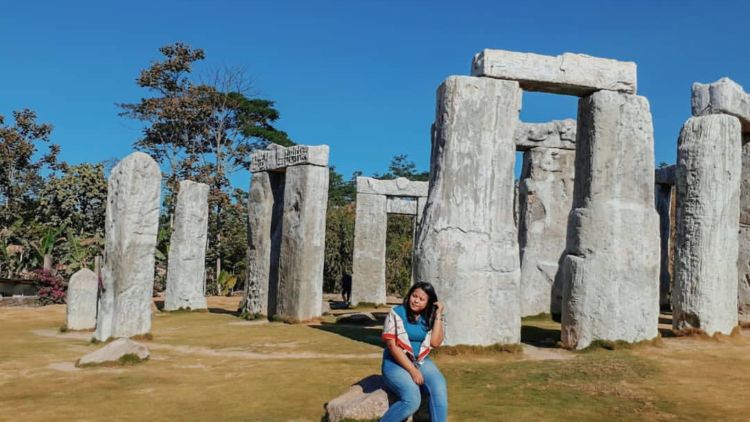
top-left (1, 0), bottom-right (748, 188)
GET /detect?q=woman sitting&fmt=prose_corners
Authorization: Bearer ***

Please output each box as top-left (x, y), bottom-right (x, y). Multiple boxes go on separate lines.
top-left (380, 282), bottom-right (447, 422)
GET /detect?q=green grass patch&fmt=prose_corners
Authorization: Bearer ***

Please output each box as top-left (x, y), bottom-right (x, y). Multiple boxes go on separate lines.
top-left (432, 343), bottom-right (523, 357)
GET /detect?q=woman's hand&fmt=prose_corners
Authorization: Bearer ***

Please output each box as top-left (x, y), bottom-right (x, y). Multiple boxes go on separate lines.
top-left (434, 301), bottom-right (444, 316)
top-left (409, 367), bottom-right (424, 385)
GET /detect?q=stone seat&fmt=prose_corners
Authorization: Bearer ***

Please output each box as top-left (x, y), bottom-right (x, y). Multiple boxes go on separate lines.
top-left (325, 375), bottom-right (429, 422)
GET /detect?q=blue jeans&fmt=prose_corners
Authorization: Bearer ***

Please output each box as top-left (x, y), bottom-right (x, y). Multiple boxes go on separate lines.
top-left (380, 355), bottom-right (448, 422)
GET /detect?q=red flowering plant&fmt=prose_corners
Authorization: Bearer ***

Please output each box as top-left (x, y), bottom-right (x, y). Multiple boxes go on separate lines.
top-left (33, 269), bottom-right (67, 305)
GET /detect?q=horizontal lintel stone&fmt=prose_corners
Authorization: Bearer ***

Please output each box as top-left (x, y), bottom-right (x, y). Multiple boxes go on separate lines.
top-left (471, 49), bottom-right (637, 96)
top-left (655, 164), bottom-right (676, 186)
top-left (514, 119), bottom-right (577, 151)
top-left (692, 77), bottom-right (750, 133)
top-left (250, 144), bottom-right (329, 173)
top-left (356, 177), bottom-right (428, 197)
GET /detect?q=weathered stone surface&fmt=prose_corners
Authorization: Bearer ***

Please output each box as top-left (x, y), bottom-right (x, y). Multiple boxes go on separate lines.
top-left (739, 141), bottom-right (750, 323)
top-left (77, 338), bottom-right (149, 367)
top-left (655, 183), bottom-right (674, 307)
top-left (673, 115), bottom-right (741, 335)
top-left (356, 177), bottom-right (428, 197)
top-left (325, 375), bottom-right (429, 422)
top-left (472, 49), bottom-right (637, 96)
top-left (164, 180), bottom-right (209, 311)
top-left (95, 152), bottom-right (160, 341)
top-left (518, 147), bottom-right (575, 317)
top-left (655, 164), bottom-right (676, 185)
top-left (560, 91), bottom-right (659, 349)
top-left (414, 75), bottom-right (522, 345)
top-left (514, 119), bottom-right (577, 151)
top-left (241, 172), bottom-right (285, 317)
top-left (352, 193), bottom-right (387, 306)
top-left (692, 78), bottom-right (750, 132)
top-left (250, 144), bottom-right (329, 172)
top-left (386, 196), bottom-right (418, 215)
top-left (276, 164), bottom-right (329, 321)
top-left (66, 268), bottom-right (98, 330)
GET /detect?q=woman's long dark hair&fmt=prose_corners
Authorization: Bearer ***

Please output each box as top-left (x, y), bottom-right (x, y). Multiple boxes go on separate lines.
top-left (403, 282), bottom-right (439, 328)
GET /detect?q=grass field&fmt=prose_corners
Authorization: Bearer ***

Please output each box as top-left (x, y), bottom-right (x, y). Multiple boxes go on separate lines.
top-left (1, 297), bottom-right (749, 421)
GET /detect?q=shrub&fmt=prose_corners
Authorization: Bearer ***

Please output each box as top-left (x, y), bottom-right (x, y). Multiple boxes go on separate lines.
top-left (34, 269), bottom-right (67, 305)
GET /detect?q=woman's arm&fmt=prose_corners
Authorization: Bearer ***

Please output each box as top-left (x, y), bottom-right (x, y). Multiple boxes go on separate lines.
top-left (430, 302), bottom-right (445, 347)
top-left (385, 339), bottom-right (424, 385)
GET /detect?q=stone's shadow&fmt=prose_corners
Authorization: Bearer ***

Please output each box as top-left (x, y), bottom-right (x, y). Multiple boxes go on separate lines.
top-left (312, 322), bottom-right (385, 349)
top-left (208, 307), bottom-right (240, 316)
top-left (659, 328), bottom-right (677, 338)
top-left (329, 300), bottom-right (351, 310)
top-left (154, 300), bottom-right (164, 311)
top-left (659, 317), bottom-right (672, 326)
top-left (521, 324), bottom-right (561, 348)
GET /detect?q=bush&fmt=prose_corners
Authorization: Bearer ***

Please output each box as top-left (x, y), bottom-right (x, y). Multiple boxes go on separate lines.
top-left (34, 269), bottom-right (67, 305)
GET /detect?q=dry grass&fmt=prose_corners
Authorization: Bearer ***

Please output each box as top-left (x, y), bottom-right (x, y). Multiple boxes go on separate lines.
top-left (2, 302), bottom-right (750, 421)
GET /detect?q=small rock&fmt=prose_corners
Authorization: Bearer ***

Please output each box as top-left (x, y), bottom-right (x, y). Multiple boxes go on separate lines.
top-left (325, 375), bottom-right (428, 422)
top-left (336, 312), bottom-right (377, 325)
top-left (77, 338), bottom-right (149, 367)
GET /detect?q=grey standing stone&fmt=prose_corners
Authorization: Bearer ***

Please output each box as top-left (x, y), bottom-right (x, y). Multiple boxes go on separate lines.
top-left (692, 78), bottom-right (750, 132)
top-left (66, 268), bottom-right (98, 330)
top-left (241, 171), bottom-right (285, 317)
top-left (673, 115), bottom-right (741, 335)
top-left (94, 152), bottom-right (161, 341)
top-left (164, 180), bottom-right (209, 311)
top-left (560, 91), bottom-right (660, 349)
top-left (472, 49), bottom-right (637, 96)
top-left (351, 193), bottom-right (387, 306)
top-left (739, 141), bottom-right (750, 324)
top-left (514, 119), bottom-right (577, 151)
top-left (518, 147), bottom-right (575, 317)
top-left (276, 164), bottom-right (329, 321)
top-left (414, 75), bottom-right (522, 345)
top-left (655, 183), bottom-right (674, 307)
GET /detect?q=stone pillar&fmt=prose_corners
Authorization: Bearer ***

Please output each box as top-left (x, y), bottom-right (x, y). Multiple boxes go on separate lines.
top-left (739, 140), bottom-right (750, 324)
top-left (351, 193), bottom-right (387, 305)
top-left (673, 115), bottom-right (741, 335)
top-left (164, 180), bottom-right (209, 311)
top-left (655, 183), bottom-right (673, 307)
top-left (66, 268), bottom-right (98, 330)
top-left (241, 172), bottom-right (285, 317)
top-left (94, 152), bottom-right (161, 341)
top-left (560, 91), bottom-right (659, 349)
top-left (414, 76), bottom-right (522, 346)
top-left (518, 147), bottom-right (575, 317)
top-left (276, 164), bottom-right (329, 321)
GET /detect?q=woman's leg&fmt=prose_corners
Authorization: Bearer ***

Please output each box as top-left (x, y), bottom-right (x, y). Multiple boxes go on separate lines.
top-left (419, 358), bottom-right (448, 422)
top-left (380, 358), bottom-right (421, 422)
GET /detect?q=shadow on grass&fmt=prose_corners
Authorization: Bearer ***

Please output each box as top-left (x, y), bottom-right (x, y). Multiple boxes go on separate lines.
top-left (521, 324), bottom-right (560, 348)
top-left (311, 322), bottom-right (385, 348)
top-left (208, 307), bottom-right (240, 316)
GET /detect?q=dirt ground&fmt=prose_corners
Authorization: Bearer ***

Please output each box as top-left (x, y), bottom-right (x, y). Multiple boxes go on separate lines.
top-left (2, 296), bottom-right (750, 421)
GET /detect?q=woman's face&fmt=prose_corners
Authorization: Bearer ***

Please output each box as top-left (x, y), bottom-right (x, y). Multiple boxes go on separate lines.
top-left (408, 288), bottom-right (429, 314)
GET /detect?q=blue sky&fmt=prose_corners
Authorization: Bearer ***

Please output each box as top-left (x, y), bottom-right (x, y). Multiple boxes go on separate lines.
top-left (1, 0), bottom-right (748, 187)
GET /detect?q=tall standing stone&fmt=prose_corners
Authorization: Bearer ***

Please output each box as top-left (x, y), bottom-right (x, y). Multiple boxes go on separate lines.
top-left (351, 193), bottom-right (387, 305)
top-left (739, 140), bottom-right (750, 323)
top-left (94, 152), bottom-right (161, 341)
top-left (276, 164), bottom-right (329, 321)
top-left (66, 268), bottom-right (98, 330)
top-left (414, 76), bottom-right (522, 345)
top-left (164, 180), bottom-right (209, 311)
top-left (673, 115), bottom-right (741, 335)
top-left (560, 90), bottom-right (659, 349)
top-left (654, 165), bottom-right (676, 308)
top-left (518, 147), bottom-right (575, 317)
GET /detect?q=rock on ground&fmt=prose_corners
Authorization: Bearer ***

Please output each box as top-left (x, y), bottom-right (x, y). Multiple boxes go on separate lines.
top-left (77, 338), bottom-right (149, 367)
top-left (325, 375), bottom-right (428, 422)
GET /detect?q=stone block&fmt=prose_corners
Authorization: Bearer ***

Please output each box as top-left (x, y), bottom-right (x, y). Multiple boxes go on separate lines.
top-left (352, 193), bottom-right (387, 306)
top-left (414, 75), bottom-right (522, 345)
top-left (356, 177), bottom-right (428, 197)
top-left (276, 164), bottom-right (329, 321)
top-left (324, 375), bottom-right (429, 422)
top-left (673, 115), bottom-right (741, 335)
top-left (655, 164), bottom-right (676, 185)
top-left (472, 49), bottom-right (637, 96)
top-left (164, 180), bottom-right (209, 311)
top-left (739, 142), bottom-right (750, 323)
top-left (655, 184), bottom-right (674, 307)
top-left (249, 144), bottom-right (329, 172)
top-left (95, 152), bottom-right (160, 341)
top-left (514, 119), bottom-right (577, 151)
top-left (692, 77), bottom-right (750, 132)
top-left (66, 268), bottom-right (98, 330)
top-left (386, 196), bottom-right (418, 215)
top-left (518, 147), bottom-right (575, 317)
top-left (560, 91), bottom-right (659, 349)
